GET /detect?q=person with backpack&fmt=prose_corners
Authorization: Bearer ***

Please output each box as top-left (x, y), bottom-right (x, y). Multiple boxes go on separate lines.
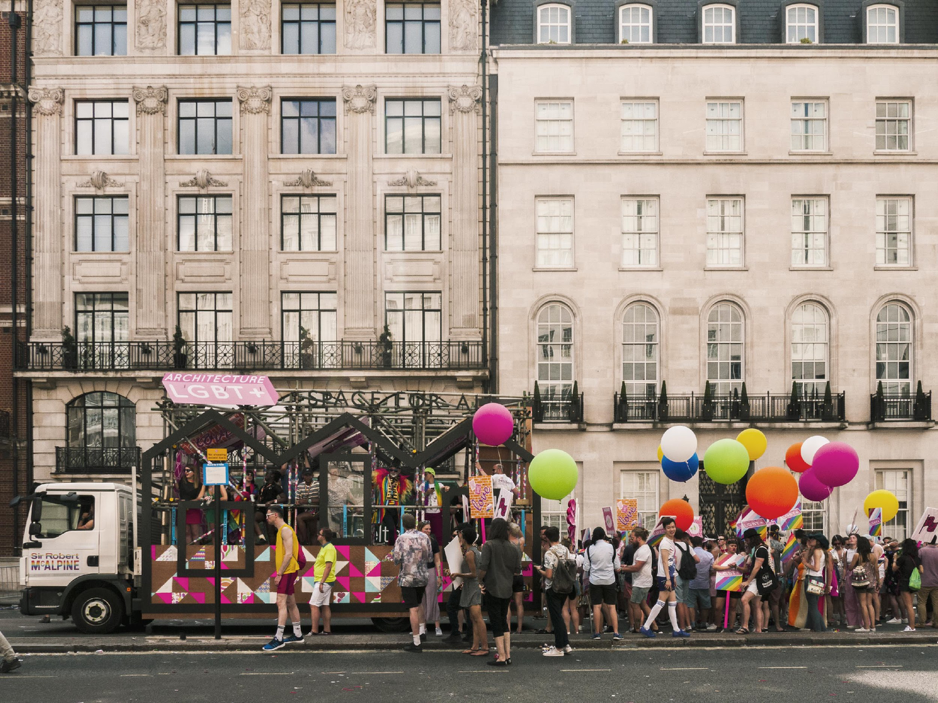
top-left (584, 527), bottom-right (623, 640)
top-left (850, 535), bottom-right (879, 633)
top-left (640, 517), bottom-right (690, 638)
top-left (738, 528), bottom-right (773, 634)
top-left (534, 526), bottom-right (575, 657)
top-left (674, 529), bottom-right (699, 632)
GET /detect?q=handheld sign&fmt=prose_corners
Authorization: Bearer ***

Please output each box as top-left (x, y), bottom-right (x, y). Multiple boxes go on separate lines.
top-left (616, 499), bottom-right (639, 532)
top-left (911, 507), bottom-right (938, 545)
top-left (203, 463), bottom-right (229, 486)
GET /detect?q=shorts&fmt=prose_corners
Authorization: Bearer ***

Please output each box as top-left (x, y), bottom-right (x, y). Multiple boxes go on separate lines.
top-left (621, 581), bottom-right (633, 600)
top-left (402, 585), bottom-right (427, 610)
top-left (590, 582), bottom-right (618, 607)
top-left (689, 588), bottom-right (711, 610)
top-left (675, 576), bottom-right (692, 606)
top-left (309, 582), bottom-right (333, 607)
top-left (512, 575), bottom-right (525, 593)
top-left (630, 586), bottom-right (651, 605)
top-left (276, 571), bottom-right (298, 596)
top-left (745, 581), bottom-right (760, 596)
top-left (769, 585), bottom-right (783, 605)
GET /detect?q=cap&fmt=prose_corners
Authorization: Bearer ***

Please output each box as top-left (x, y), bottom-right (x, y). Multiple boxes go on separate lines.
top-left (424, 467), bottom-right (436, 476)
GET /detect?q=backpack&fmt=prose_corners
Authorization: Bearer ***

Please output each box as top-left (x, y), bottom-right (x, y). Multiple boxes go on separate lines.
top-left (851, 562), bottom-right (871, 588)
top-left (677, 544), bottom-right (696, 581)
top-left (548, 546), bottom-right (577, 594)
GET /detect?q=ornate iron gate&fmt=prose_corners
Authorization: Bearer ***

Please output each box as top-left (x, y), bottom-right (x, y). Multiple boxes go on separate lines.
top-left (697, 462), bottom-right (753, 537)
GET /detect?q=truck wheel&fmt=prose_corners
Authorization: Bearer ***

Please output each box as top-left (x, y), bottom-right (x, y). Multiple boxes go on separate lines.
top-left (72, 588), bottom-right (124, 635)
top-left (371, 617), bottom-right (409, 633)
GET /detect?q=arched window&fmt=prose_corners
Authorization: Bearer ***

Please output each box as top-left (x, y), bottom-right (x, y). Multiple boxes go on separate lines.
top-left (786, 4), bottom-right (818, 42)
top-left (536, 303), bottom-right (574, 419)
top-left (537, 4), bottom-right (571, 44)
top-left (706, 303), bottom-right (743, 395)
top-left (791, 302), bottom-right (829, 395)
top-left (867, 4), bottom-right (898, 44)
top-left (622, 303), bottom-right (659, 398)
top-left (702, 4), bottom-right (735, 44)
top-left (65, 392), bottom-right (136, 472)
top-left (619, 4), bottom-right (652, 43)
top-left (875, 303), bottom-right (912, 396)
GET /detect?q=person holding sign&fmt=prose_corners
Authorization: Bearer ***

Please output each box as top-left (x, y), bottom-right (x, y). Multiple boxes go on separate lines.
top-left (738, 528), bottom-right (769, 635)
top-left (639, 518), bottom-right (690, 638)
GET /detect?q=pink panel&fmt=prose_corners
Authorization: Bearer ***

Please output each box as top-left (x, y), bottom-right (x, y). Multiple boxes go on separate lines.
top-left (335, 545), bottom-right (351, 558)
top-left (367, 563), bottom-right (382, 577)
top-left (336, 576), bottom-right (351, 589)
top-left (191, 592), bottom-right (205, 604)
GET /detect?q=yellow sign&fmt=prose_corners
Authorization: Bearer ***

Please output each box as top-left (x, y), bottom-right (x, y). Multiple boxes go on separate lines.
top-left (207, 448), bottom-right (228, 462)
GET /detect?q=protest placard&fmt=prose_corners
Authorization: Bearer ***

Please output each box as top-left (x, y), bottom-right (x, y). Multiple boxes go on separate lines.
top-left (911, 507), bottom-right (938, 545)
top-left (616, 499), bottom-right (639, 532)
top-left (603, 507), bottom-right (615, 534)
top-left (468, 475), bottom-right (494, 519)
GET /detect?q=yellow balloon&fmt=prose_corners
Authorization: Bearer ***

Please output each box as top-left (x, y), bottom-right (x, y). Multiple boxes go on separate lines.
top-left (736, 428), bottom-right (767, 461)
top-left (657, 445), bottom-right (664, 463)
top-left (864, 490), bottom-right (899, 523)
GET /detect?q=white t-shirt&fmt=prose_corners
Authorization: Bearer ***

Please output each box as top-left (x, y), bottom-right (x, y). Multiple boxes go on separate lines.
top-left (657, 537), bottom-right (675, 578)
top-left (491, 473), bottom-right (516, 494)
top-left (633, 544), bottom-right (653, 588)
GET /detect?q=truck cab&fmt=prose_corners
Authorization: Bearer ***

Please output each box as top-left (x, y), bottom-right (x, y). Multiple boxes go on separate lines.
top-left (19, 482), bottom-right (136, 634)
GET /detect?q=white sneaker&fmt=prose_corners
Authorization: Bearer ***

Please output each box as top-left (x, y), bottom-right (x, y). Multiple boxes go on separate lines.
top-left (563, 645), bottom-right (574, 654)
top-left (435, 628), bottom-right (443, 637)
top-left (856, 628), bottom-right (869, 633)
top-left (903, 626), bottom-right (916, 632)
top-left (887, 618), bottom-right (902, 625)
top-left (706, 624), bottom-right (718, 631)
top-left (543, 646), bottom-right (565, 657)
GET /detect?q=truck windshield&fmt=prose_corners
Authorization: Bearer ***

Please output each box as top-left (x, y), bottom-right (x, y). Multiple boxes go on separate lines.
top-left (34, 495), bottom-right (95, 538)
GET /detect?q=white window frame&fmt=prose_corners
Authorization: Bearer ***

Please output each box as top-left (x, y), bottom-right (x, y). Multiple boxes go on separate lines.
top-left (800, 499), bottom-right (828, 534)
top-left (875, 99), bottom-right (912, 152)
top-left (702, 4), bottom-right (735, 44)
top-left (535, 197), bottom-right (574, 268)
top-left (536, 303), bottom-right (575, 421)
top-left (621, 303), bottom-right (659, 399)
top-left (706, 197), bottom-right (744, 267)
top-left (875, 196), bottom-right (912, 266)
top-left (620, 197), bottom-right (659, 267)
top-left (875, 303), bottom-right (913, 397)
top-left (620, 100), bottom-right (658, 153)
top-left (790, 100), bottom-right (827, 152)
top-left (705, 100), bottom-right (743, 153)
top-left (535, 100), bottom-right (574, 153)
top-left (706, 302), bottom-right (744, 395)
top-left (786, 4), bottom-right (818, 43)
top-left (619, 471), bottom-right (659, 530)
top-left (867, 4), bottom-right (899, 44)
top-left (875, 469), bottom-right (910, 540)
top-left (540, 490), bottom-right (576, 532)
top-left (537, 3), bottom-right (571, 44)
top-left (790, 197), bottom-right (828, 267)
top-left (791, 302), bottom-right (829, 396)
top-left (619, 4), bottom-right (653, 44)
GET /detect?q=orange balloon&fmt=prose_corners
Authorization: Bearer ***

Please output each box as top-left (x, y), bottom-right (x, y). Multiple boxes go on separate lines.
top-left (746, 466), bottom-right (799, 520)
top-left (785, 443), bottom-right (811, 473)
top-left (659, 499), bottom-right (694, 532)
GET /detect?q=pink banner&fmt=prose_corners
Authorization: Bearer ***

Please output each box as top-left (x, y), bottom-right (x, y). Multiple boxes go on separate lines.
top-left (162, 373), bottom-right (279, 406)
top-left (603, 507), bottom-right (615, 534)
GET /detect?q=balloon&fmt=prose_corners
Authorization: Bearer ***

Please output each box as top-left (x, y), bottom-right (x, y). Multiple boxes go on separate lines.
top-left (801, 435), bottom-right (830, 466)
top-left (661, 426), bottom-right (697, 463)
top-left (703, 439), bottom-right (750, 485)
top-left (657, 445), bottom-right (664, 462)
top-left (528, 449), bottom-right (579, 501)
top-left (661, 454), bottom-right (699, 483)
top-left (746, 466), bottom-right (799, 519)
top-left (785, 443), bottom-right (811, 473)
top-left (811, 442), bottom-right (859, 488)
top-left (472, 403), bottom-right (514, 446)
top-left (736, 428), bottom-right (767, 461)
top-left (799, 468), bottom-right (833, 502)
top-left (659, 499), bottom-right (695, 532)
top-left (864, 489), bottom-right (899, 523)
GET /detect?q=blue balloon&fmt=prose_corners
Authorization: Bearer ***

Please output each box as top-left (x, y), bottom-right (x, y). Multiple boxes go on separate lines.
top-left (662, 453), bottom-right (699, 483)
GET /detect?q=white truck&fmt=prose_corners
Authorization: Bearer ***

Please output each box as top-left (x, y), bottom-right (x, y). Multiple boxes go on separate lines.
top-left (16, 482), bottom-right (139, 634)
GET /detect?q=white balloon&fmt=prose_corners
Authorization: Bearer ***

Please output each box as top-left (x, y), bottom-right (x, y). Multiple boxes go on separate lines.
top-left (801, 435), bottom-right (830, 466)
top-left (661, 426), bottom-right (697, 463)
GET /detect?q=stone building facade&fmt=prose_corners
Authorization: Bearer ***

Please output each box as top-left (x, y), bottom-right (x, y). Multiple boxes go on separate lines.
top-left (20, 0), bottom-right (487, 489)
top-left (491, 0), bottom-right (938, 538)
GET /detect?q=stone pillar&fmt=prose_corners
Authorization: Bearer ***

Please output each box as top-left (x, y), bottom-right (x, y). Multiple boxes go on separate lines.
top-left (341, 85), bottom-right (377, 339)
top-left (237, 86), bottom-right (273, 338)
top-left (447, 85), bottom-right (483, 338)
top-left (27, 87), bottom-right (65, 341)
top-left (132, 86), bottom-right (169, 337)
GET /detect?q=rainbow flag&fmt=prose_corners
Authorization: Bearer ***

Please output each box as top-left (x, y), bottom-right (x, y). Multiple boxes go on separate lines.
top-left (869, 507), bottom-right (883, 537)
top-left (781, 532), bottom-right (798, 562)
top-left (776, 500), bottom-right (804, 532)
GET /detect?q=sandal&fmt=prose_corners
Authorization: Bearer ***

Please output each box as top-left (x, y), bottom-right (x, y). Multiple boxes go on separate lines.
top-left (735, 627), bottom-right (750, 635)
top-left (462, 648), bottom-right (481, 654)
top-left (470, 648), bottom-right (490, 656)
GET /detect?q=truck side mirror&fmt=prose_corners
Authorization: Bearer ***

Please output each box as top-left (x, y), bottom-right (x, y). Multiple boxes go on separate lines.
top-left (29, 522), bottom-right (42, 537)
top-left (31, 496), bottom-right (42, 522)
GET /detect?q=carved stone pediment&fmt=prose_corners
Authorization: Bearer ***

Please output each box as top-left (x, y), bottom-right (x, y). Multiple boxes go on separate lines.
top-left (27, 87), bottom-right (64, 116)
top-left (388, 170), bottom-right (437, 188)
top-left (180, 170), bottom-right (228, 189)
top-left (284, 169), bottom-right (333, 188)
top-left (342, 85), bottom-right (378, 115)
top-left (448, 85), bottom-right (483, 114)
top-left (237, 86), bottom-right (273, 114)
top-left (132, 86), bottom-right (169, 115)
top-left (78, 171), bottom-right (124, 190)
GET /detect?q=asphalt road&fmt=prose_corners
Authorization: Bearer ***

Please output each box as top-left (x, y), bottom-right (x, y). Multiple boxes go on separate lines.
top-left (3, 645), bottom-right (938, 703)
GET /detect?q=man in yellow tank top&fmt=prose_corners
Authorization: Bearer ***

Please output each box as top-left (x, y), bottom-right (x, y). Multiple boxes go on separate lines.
top-left (263, 505), bottom-right (303, 651)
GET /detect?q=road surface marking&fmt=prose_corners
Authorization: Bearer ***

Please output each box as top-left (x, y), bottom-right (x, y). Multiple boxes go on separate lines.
top-left (661, 667), bottom-right (710, 671)
top-left (458, 670), bottom-right (508, 673)
top-left (355, 671), bottom-right (404, 675)
top-left (561, 669), bottom-right (611, 672)
top-left (120, 674), bottom-right (152, 677)
top-left (856, 665), bottom-right (903, 668)
top-left (241, 672), bottom-right (294, 676)
top-left (759, 666), bottom-right (807, 669)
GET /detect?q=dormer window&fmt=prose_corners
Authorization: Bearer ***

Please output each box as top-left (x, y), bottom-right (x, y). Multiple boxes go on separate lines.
top-left (619, 4), bottom-right (652, 44)
top-left (702, 4), bottom-right (735, 44)
top-left (867, 4), bottom-right (899, 44)
top-left (538, 4), bottom-right (571, 44)
top-left (786, 4), bottom-right (818, 43)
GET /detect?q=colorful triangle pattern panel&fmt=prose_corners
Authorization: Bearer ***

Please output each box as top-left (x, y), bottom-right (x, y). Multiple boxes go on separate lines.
top-left (335, 545), bottom-right (351, 559)
top-left (156, 546), bottom-right (178, 562)
top-left (332, 591), bottom-right (350, 604)
top-left (365, 576), bottom-right (383, 593)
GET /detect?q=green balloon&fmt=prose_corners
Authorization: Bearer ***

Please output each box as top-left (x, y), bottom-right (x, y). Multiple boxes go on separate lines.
top-left (703, 439), bottom-right (750, 485)
top-left (529, 449), bottom-right (579, 501)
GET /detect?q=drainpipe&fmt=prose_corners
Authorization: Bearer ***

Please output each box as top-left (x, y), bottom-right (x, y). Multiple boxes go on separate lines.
top-left (480, 0), bottom-right (488, 391)
top-left (8, 0), bottom-right (21, 551)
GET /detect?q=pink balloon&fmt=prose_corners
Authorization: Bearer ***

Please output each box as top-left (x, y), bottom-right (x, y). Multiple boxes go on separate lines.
top-left (799, 467), bottom-right (834, 502)
top-left (472, 403), bottom-right (514, 446)
top-left (811, 442), bottom-right (859, 488)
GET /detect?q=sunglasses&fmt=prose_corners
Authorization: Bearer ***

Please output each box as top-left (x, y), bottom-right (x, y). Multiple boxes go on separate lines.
top-left (184, 468), bottom-right (194, 473)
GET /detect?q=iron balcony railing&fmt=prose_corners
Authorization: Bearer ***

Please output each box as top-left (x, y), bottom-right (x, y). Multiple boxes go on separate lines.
top-left (870, 392), bottom-right (932, 422)
top-left (55, 446), bottom-right (141, 474)
top-left (532, 384), bottom-right (584, 423)
top-left (17, 340), bottom-right (485, 372)
top-left (614, 391), bottom-right (846, 423)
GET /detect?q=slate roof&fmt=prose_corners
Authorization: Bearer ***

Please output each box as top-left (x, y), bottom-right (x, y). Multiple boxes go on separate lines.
top-left (490, 0), bottom-right (938, 46)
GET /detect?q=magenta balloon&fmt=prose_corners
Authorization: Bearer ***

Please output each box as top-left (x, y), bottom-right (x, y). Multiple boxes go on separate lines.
top-left (799, 468), bottom-right (834, 502)
top-left (811, 442), bottom-right (859, 488)
top-left (472, 403), bottom-right (515, 446)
